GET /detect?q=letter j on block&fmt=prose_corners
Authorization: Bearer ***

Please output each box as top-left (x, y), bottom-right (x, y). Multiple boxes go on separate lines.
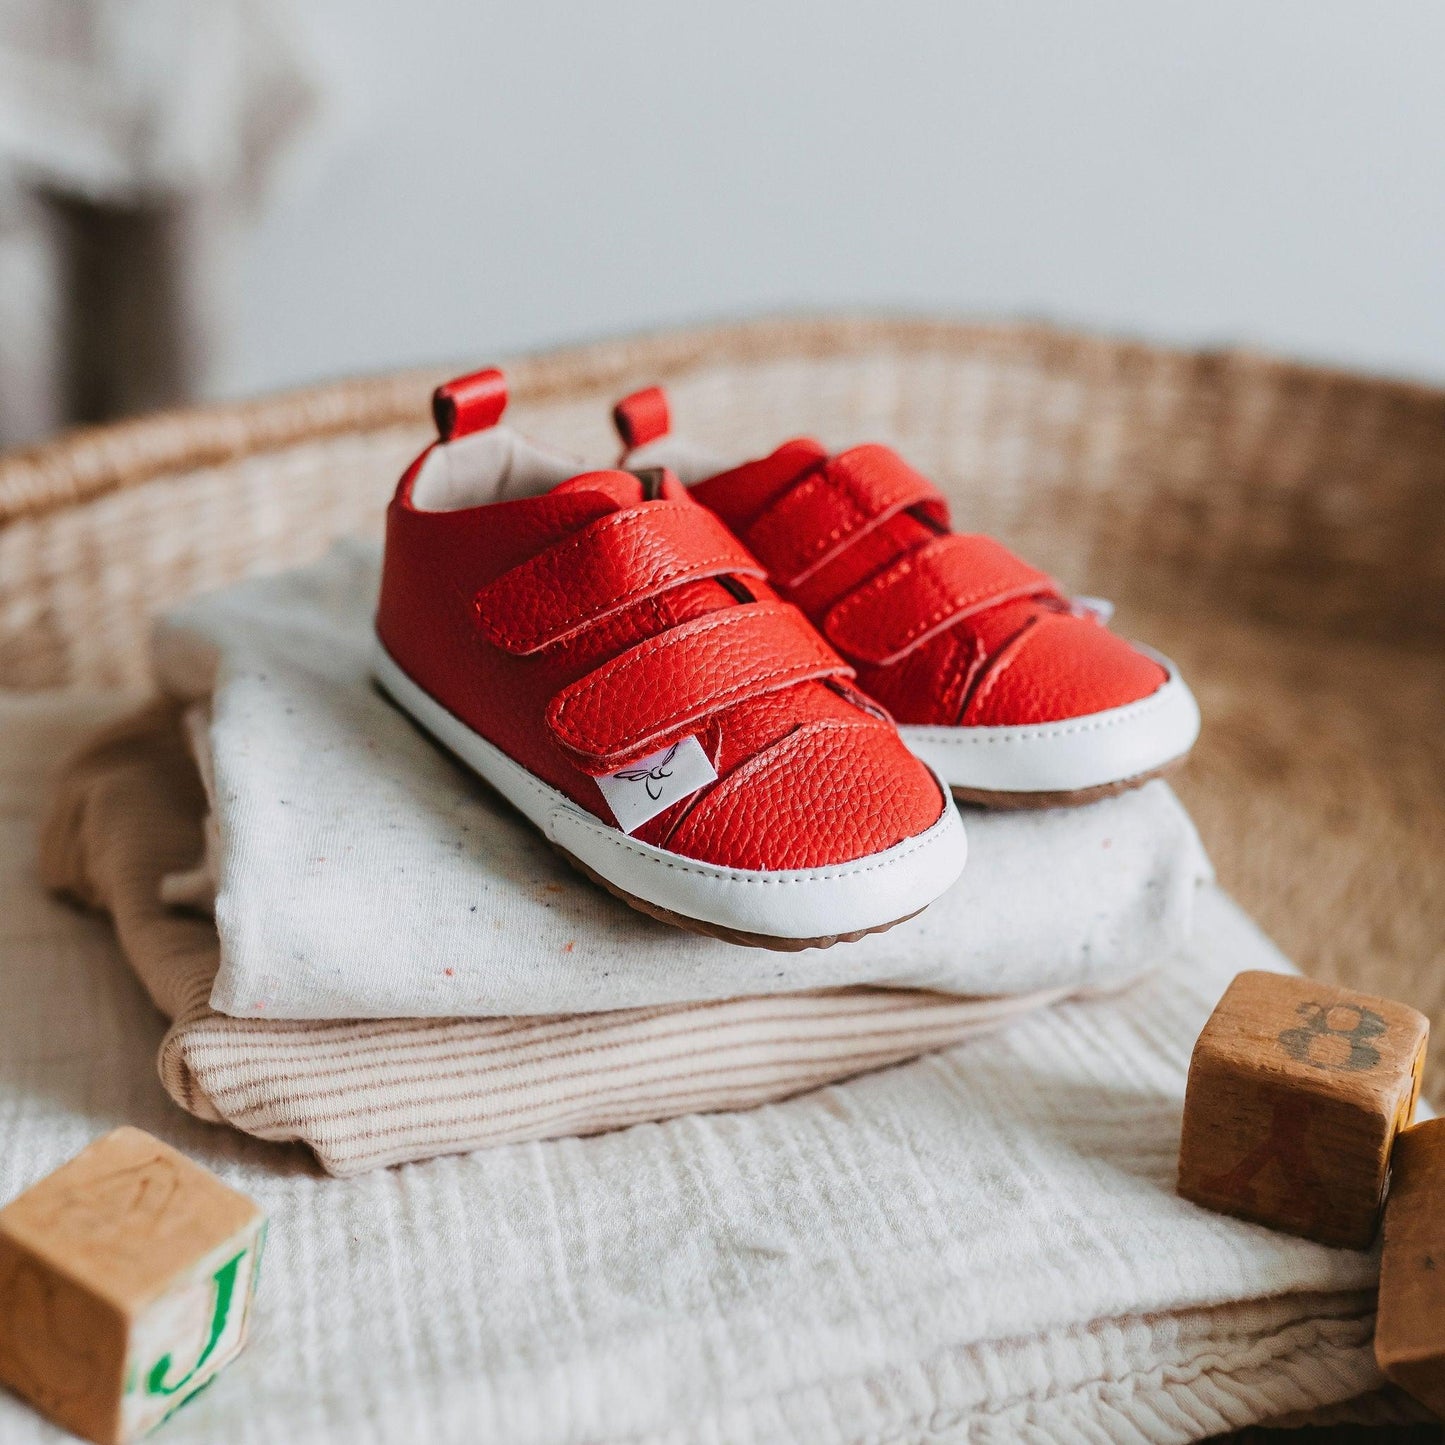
top-left (1177, 970), bottom-right (1428, 1249)
top-left (0, 1128), bottom-right (265, 1445)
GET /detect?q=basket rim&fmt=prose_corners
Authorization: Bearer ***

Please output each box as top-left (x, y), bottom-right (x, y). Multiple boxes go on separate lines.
top-left (4, 311), bottom-right (1445, 529)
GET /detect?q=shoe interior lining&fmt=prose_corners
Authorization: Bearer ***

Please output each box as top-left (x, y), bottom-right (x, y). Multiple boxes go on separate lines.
top-left (625, 436), bottom-right (730, 486)
top-left (410, 428), bottom-right (582, 511)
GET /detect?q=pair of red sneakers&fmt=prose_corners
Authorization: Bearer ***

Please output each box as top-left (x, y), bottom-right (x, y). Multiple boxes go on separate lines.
top-left (374, 368), bottom-right (1199, 950)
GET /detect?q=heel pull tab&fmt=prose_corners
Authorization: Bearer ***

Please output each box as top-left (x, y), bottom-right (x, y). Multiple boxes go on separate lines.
top-left (612, 386), bottom-right (671, 454)
top-left (433, 368), bottom-right (508, 441)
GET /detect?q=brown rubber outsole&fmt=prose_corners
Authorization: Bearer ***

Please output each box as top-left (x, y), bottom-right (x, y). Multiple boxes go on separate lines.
top-left (550, 841), bottom-right (927, 951)
top-left (949, 756), bottom-right (1184, 810)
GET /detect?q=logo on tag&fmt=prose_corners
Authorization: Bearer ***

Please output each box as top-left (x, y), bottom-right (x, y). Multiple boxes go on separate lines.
top-left (595, 735), bottom-right (717, 834)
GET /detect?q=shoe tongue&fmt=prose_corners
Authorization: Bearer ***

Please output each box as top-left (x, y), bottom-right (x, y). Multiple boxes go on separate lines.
top-left (542, 468), bottom-right (739, 631)
top-left (770, 437), bottom-right (830, 472)
top-left (691, 438), bottom-right (830, 529)
top-left (550, 469), bottom-right (651, 509)
top-left (549, 466), bottom-right (692, 509)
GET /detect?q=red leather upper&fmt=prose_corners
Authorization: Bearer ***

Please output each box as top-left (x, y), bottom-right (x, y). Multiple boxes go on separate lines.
top-left (611, 388), bottom-right (1169, 729)
top-left (746, 445), bottom-right (947, 588)
top-left (824, 533), bottom-right (1055, 666)
top-left (547, 601), bottom-right (851, 772)
top-left (474, 501), bottom-right (764, 655)
top-left (375, 375), bottom-right (947, 871)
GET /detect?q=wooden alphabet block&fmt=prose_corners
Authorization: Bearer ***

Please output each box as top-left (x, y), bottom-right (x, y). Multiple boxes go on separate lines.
top-left (0, 1128), bottom-right (265, 1444)
top-left (1376, 1116), bottom-right (1445, 1419)
top-left (1177, 970), bottom-right (1427, 1249)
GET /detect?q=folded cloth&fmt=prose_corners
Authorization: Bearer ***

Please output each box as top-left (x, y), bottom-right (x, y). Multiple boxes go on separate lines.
top-left (5, 693), bottom-right (1396, 1443)
top-left (41, 703), bottom-right (1070, 1175)
top-left (150, 541), bottom-right (1212, 1019)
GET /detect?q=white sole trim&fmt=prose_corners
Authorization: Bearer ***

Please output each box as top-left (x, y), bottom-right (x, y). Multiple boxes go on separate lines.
top-left (898, 654), bottom-right (1201, 796)
top-left (372, 640), bottom-right (968, 941)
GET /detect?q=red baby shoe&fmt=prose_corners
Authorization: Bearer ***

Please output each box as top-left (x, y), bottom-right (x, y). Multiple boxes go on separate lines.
top-left (373, 368), bottom-right (966, 949)
top-left (613, 386), bottom-right (1200, 806)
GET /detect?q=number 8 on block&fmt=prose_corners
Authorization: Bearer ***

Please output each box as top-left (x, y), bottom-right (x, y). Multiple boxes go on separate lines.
top-left (1178, 970), bottom-right (1428, 1249)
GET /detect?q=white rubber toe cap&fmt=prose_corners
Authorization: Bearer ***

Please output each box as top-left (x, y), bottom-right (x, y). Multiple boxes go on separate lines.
top-left (546, 785), bottom-right (965, 941)
top-left (898, 653), bottom-right (1200, 797)
top-left (374, 640), bottom-right (967, 942)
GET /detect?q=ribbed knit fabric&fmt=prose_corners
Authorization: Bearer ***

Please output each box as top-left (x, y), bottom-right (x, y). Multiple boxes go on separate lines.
top-left (3, 693), bottom-right (1398, 1444)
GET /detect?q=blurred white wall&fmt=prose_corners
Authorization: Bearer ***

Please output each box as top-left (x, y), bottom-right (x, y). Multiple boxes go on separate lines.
top-left (227, 0), bottom-right (1445, 397)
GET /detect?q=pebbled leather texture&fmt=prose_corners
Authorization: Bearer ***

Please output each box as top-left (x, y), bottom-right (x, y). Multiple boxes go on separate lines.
top-left (959, 610), bottom-right (1170, 728)
top-left (547, 601), bottom-right (851, 772)
top-left (631, 395), bottom-right (1172, 730)
top-left (375, 370), bottom-right (948, 873)
top-left (825, 533), bottom-right (1056, 666)
top-left (666, 717), bottom-right (936, 869)
top-left (475, 500), bottom-right (764, 655)
top-left (744, 444), bottom-right (948, 589)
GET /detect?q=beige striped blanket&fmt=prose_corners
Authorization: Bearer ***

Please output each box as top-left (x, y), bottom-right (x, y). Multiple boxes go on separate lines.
top-left (40, 703), bottom-right (1071, 1175)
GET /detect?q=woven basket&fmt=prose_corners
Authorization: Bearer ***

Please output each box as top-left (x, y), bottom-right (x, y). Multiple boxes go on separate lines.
top-left (3, 315), bottom-right (1443, 1101)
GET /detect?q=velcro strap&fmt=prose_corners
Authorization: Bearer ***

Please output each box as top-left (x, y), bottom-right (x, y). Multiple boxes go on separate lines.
top-left (824, 534), bottom-right (1057, 666)
top-left (475, 501), bottom-right (766, 655)
top-left (745, 444), bottom-right (948, 588)
top-left (547, 602), bottom-right (852, 773)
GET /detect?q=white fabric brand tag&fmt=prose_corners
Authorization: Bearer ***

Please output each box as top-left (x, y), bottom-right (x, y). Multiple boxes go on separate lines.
top-left (595, 735), bottom-right (718, 834)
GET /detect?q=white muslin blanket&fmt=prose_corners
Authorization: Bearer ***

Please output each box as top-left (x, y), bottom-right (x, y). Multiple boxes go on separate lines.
top-left (0, 695), bottom-right (1391, 1443)
top-left (151, 542), bottom-right (1212, 1020)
